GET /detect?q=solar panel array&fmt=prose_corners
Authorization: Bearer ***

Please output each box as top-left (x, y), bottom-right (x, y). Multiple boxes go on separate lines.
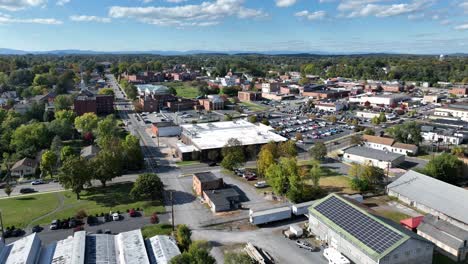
top-left (314, 196), bottom-right (405, 254)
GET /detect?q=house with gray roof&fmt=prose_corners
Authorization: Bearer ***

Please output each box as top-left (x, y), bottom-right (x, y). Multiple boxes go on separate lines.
top-left (417, 214), bottom-right (468, 262)
top-left (387, 170), bottom-right (468, 230)
top-left (308, 193), bottom-right (434, 264)
top-left (80, 145), bottom-right (100, 160)
top-left (342, 146), bottom-right (405, 169)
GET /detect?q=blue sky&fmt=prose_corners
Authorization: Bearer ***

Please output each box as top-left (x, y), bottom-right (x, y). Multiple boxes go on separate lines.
top-left (0, 0), bottom-right (467, 53)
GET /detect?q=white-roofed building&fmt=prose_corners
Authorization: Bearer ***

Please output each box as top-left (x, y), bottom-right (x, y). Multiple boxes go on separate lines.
top-left (0, 233), bottom-right (41, 264)
top-left (146, 236), bottom-right (181, 264)
top-left (178, 120), bottom-right (287, 161)
top-left (115, 229), bottom-right (150, 264)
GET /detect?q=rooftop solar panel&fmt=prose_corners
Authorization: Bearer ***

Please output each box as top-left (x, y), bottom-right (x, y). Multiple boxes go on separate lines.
top-left (314, 196), bottom-right (404, 254)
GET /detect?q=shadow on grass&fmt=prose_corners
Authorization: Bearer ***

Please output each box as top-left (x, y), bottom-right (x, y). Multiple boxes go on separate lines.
top-left (15, 197), bottom-right (36, 201)
top-left (83, 182), bottom-right (163, 209)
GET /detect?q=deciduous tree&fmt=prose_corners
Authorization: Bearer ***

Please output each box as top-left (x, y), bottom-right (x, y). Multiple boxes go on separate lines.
top-left (130, 173), bottom-right (164, 200)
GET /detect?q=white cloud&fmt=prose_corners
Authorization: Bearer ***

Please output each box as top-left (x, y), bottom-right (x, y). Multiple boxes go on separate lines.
top-left (0, 14), bottom-right (62, 24)
top-left (56, 0), bottom-right (70, 6)
top-left (109, 0), bottom-right (266, 27)
top-left (166, 0), bottom-right (188, 3)
top-left (338, 0), bottom-right (435, 18)
top-left (0, 0), bottom-right (45, 11)
top-left (70, 15), bottom-right (111, 23)
top-left (460, 1), bottom-right (468, 13)
top-left (455, 23), bottom-right (468, 30)
top-left (275, 0), bottom-right (296, 8)
top-left (295, 10), bottom-right (327, 20)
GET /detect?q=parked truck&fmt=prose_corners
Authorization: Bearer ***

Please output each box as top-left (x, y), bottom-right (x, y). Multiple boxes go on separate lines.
top-left (291, 200), bottom-right (316, 216)
top-left (249, 206), bottom-right (292, 225)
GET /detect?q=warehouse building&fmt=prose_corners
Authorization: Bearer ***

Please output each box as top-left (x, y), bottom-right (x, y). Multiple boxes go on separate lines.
top-left (342, 146), bottom-right (405, 169)
top-left (178, 120), bottom-right (287, 161)
top-left (0, 230), bottom-right (181, 264)
top-left (308, 194), bottom-right (434, 264)
top-left (387, 170), bottom-right (468, 231)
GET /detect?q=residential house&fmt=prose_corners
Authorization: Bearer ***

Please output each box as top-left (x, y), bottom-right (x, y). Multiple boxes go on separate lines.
top-left (362, 135), bottom-right (419, 156)
top-left (11, 158), bottom-right (38, 177)
top-left (80, 145), bottom-right (100, 160)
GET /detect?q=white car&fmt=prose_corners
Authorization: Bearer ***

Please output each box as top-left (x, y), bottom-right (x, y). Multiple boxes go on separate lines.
top-left (111, 212), bottom-right (120, 221)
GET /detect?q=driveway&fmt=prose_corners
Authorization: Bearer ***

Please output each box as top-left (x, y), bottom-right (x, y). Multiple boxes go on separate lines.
top-left (192, 225), bottom-right (327, 264)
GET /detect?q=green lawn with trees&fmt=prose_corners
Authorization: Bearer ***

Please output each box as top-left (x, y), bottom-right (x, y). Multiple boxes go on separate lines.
top-left (164, 82), bottom-right (199, 98)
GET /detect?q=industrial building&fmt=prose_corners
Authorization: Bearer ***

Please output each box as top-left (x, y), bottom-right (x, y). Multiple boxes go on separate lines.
top-left (0, 230), bottom-right (180, 264)
top-left (387, 170), bottom-right (468, 230)
top-left (308, 194), bottom-right (434, 264)
top-left (177, 120), bottom-right (287, 161)
top-left (342, 146), bottom-right (405, 169)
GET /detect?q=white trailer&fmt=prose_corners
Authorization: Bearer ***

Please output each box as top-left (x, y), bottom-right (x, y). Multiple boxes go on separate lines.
top-left (249, 206), bottom-right (292, 225)
top-left (292, 200), bottom-right (316, 216)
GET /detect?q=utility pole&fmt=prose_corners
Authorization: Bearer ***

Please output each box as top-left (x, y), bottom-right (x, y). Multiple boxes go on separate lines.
top-left (0, 211), bottom-right (4, 242)
top-left (170, 191), bottom-right (175, 231)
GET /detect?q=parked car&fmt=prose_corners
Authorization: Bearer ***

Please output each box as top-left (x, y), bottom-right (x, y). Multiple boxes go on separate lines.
top-left (208, 162), bottom-right (217, 167)
top-left (104, 229), bottom-right (112, 234)
top-left (254, 181), bottom-right (268, 188)
top-left (112, 212), bottom-right (120, 221)
top-left (11, 228), bottom-right (24, 237)
top-left (32, 225), bottom-right (42, 233)
top-left (69, 218), bottom-right (77, 228)
top-left (50, 220), bottom-right (59, 230)
top-left (129, 209), bottom-right (137, 217)
top-left (20, 188), bottom-right (35, 194)
top-left (31, 180), bottom-right (44, 185)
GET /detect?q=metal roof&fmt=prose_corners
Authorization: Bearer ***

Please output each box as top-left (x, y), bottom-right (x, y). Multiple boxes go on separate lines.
top-left (344, 146), bottom-right (404, 162)
top-left (387, 170), bottom-right (468, 225)
top-left (146, 236), bottom-right (181, 264)
top-left (114, 230), bottom-right (150, 264)
top-left (85, 234), bottom-right (117, 264)
top-left (418, 214), bottom-right (468, 250)
top-left (309, 194), bottom-right (410, 261)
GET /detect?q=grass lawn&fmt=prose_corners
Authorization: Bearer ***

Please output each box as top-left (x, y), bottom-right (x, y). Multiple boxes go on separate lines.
top-left (141, 224), bottom-right (173, 238)
top-left (375, 210), bottom-right (411, 223)
top-left (164, 82), bottom-right (199, 98)
top-left (0, 193), bottom-right (60, 228)
top-left (318, 176), bottom-right (355, 194)
top-left (21, 183), bottom-right (165, 227)
top-left (176, 160), bottom-right (201, 167)
top-left (239, 101), bottom-right (268, 112)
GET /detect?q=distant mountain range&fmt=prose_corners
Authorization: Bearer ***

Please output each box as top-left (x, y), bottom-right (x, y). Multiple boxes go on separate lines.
top-left (0, 48), bottom-right (467, 56)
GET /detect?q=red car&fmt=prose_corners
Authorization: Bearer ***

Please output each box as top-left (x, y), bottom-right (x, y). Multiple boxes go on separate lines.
top-left (129, 209), bottom-right (137, 217)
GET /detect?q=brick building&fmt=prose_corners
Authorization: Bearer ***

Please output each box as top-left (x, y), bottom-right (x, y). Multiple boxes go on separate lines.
top-left (192, 172), bottom-right (224, 196)
top-left (238, 91), bottom-right (262, 102)
top-left (449, 87), bottom-right (468, 96)
top-left (74, 94), bottom-right (114, 116)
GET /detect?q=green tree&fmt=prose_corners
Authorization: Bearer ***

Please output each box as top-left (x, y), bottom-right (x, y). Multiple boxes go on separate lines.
top-left (451, 146), bottom-right (465, 158)
top-left (48, 118), bottom-right (74, 140)
top-left (265, 163), bottom-right (287, 195)
top-left (378, 112), bottom-right (387, 123)
top-left (11, 122), bottom-right (50, 157)
top-left (58, 156), bottom-right (90, 199)
top-left (40, 150), bottom-right (57, 178)
top-left (248, 115), bottom-right (258, 123)
top-left (175, 224), bottom-right (192, 252)
top-left (309, 159), bottom-right (322, 188)
top-left (122, 135), bottom-right (144, 170)
top-left (371, 116), bottom-right (381, 125)
top-left (221, 138), bottom-right (245, 170)
top-left (60, 145), bottom-right (76, 162)
top-left (363, 128), bottom-right (375, 135)
top-left (96, 115), bottom-right (120, 148)
top-left (386, 121), bottom-right (422, 145)
top-left (98, 88), bottom-right (114, 96)
top-left (257, 148), bottom-right (274, 177)
top-left (261, 141), bottom-right (278, 158)
top-left (423, 153), bottom-right (463, 184)
top-left (207, 150), bottom-right (219, 162)
top-left (55, 110), bottom-right (76, 124)
top-left (170, 240), bottom-right (215, 264)
top-left (309, 142), bottom-right (327, 160)
top-left (278, 140), bottom-right (297, 158)
top-left (4, 184), bottom-right (13, 197)
top-left (130, 173), bottom-right (164, 200)
top-left (224, 252), bottom-right (252, 264)
top-left (54, 95), bottom-right (73, 111)
top-left (350, 135), bottom-right (363, 145)
top-left (74, 112), bottom-right (98, 134)
top-left (92, 147), bottom-right (123, 187)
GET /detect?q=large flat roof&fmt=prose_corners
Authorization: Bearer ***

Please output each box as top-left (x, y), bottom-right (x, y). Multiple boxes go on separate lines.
top-left (115, 230), bottom-right (150, 264)
top-left (146, 235), bottom-right (181, 264)
top-left (387, 170), bottom-right (468, 224)
top-left (181, 120), bottom-right (287, 150)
